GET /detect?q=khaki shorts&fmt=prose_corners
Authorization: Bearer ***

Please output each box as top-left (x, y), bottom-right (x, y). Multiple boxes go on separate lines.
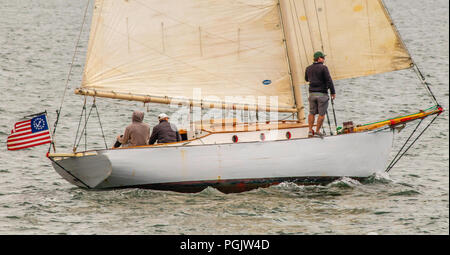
top-left (309, 93), bottom-right (329, 116)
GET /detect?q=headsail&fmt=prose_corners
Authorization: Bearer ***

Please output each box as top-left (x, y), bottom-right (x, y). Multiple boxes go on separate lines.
top-left (79, 0), bottom-right (297, 112)
top-left (279, 0), bottom-right (413, 84)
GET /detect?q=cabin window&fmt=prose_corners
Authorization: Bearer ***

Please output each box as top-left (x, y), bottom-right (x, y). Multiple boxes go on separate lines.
top-left (286, 131), bottom-right (291, 139)
top-left (232, 135), bottom-right (238, 143)
top-left (260, 133), bottom-right (265, 141)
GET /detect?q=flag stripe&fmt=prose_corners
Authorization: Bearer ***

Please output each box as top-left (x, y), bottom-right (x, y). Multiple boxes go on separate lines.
top-left (7, 135), bottom-right (51, 147)
top-left (7, 131), bottom-right (49, 143)
top-left (7, 140), bottom-right (51, 151)
top-left (8, 130), bottom-right (33, 139)
top-left (7, 131), bottom-right (50, 143)
top-left (14, 120), bottom-right (31, 127)
top-left (13, 126), bottom-right (32, 133)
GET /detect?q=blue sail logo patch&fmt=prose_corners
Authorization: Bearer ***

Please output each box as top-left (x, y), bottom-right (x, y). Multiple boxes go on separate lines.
top-left (262, 80), bottom-right (272, 86)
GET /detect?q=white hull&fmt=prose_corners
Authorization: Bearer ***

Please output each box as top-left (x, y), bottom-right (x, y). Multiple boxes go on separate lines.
top-left (50, 127), bottom-right (394, 193)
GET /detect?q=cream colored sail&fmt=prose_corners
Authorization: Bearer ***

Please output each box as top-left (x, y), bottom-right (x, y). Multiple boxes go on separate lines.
top-left (279, 0), bottom-right (413, 86)
top-left (79, 0), bottom-right (297, 112)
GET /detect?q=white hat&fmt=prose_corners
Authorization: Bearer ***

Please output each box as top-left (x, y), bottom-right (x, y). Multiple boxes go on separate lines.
top-left (158, 113), bottom-right (169, 120)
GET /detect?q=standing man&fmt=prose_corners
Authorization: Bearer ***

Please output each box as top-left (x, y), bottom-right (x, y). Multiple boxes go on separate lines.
top-left (149, 113), bottom-right (181, 145)
top-left (305, 51), bottom-right (336, 137)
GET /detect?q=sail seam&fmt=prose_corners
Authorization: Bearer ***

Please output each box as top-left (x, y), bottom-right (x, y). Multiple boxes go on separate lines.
top-left (302, 0), bottom-right (315, 54)
top-left (277, 1), bottom-right (298, 109)
top-left (85, 19), bottom-right (290, 97)
top-left (87, 23), bottom-right (245, 89)
top-left (312, 0), bottom-right (324, 52)
top-left (365, 0), bottom-right (376, 73)
top-left (291, 0), bottom-right (309, 73)
top-left (132, 0), bottom-right (276, 56)
top-left (321, 1), bottom-right (336, 78)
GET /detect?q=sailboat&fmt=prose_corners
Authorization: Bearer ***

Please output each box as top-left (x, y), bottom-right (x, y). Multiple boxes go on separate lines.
top-left (47, 0), bottom-right (443, 193)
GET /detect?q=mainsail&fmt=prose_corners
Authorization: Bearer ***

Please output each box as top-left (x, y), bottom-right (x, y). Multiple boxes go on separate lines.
top-left (79, 0), bottom-right (297, 112)
top-left (77, 0), bottom-right (413, 116)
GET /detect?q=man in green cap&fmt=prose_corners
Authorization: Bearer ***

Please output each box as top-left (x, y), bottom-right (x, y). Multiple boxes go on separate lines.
top-left (305, 51), bottom-right (336, 137)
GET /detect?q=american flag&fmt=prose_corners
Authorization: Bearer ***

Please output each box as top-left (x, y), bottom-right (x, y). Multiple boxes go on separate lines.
top-left (7, 113), bottom-right (52, 151)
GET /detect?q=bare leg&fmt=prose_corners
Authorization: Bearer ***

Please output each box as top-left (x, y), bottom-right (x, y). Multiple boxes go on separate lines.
top-left (308, 114), bottom-right (315, 133)
top-left (316, 115), bottom-right (325, 134)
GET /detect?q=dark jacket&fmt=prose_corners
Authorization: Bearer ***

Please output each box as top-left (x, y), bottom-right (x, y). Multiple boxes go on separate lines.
top-left (305, 62), bottom-right (336, 95)
top-left (149, 120), bottom-right (181, 145)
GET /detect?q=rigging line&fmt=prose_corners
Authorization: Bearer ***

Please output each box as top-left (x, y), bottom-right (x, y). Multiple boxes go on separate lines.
top-left (53, 0), bottom-right (91, 140)
top-left (313, 0), bottom-right (338, 130)
top-left (313, 0), bottom-right (338, 131)
top-left (281, 113), bottom-right (295, 121)
top-left (75, 100), bottom-right (95, 152)
top-left (23, 112), bottom-right (47, 119)
top-left (325, 112), bottom-right (332, 135)
top-left (84, 96), bottom-right (88, 151)
top-left (312, 0), bottom-right (324, 51)
top-left (322, 1), bottom-right (336, 77)
top-left (386, 118), bottom-right (424, 171)
top-left (288, 0), bottom-right (306, 73)
top-left (301, 0), bottom-right (316, 53)
top-left (412, 64), bottom-right (439, 106)
top-left (73, 97), bottom-right (87, 152)
top-left (277, 1), bottom-right (298, 112)
top-left (330, 97), bottom-right (338, 128)
top-left (291, 0), bottom-right (312, 101)
top-left (45, 111), bottom-right (57, 153)
top-left (379, 0), bottom-right (439, 106)
top-left (93, 100), bottom-right (109, 150)
top-left (386, 114), bottom-right (439, 172)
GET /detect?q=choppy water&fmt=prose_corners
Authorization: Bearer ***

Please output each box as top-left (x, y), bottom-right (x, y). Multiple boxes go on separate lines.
top-left (0, 0), bottom-right (448, 235)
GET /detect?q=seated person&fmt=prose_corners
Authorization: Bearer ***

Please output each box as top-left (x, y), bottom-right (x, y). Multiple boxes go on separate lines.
top-left (114, 110), bottom-right (150, 148)
top-left (149, 113), bottom-right (181, 145)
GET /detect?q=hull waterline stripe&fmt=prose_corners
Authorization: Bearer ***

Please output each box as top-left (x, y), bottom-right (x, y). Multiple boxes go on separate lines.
top-left (109, 176), bottom-right (366, 194)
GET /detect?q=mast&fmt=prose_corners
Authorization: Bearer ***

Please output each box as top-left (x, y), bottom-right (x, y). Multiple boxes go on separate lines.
top-left (277, 0), bottom-right (305, 123)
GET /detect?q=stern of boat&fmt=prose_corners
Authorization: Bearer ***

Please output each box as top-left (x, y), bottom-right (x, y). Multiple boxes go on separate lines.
top-left (47, 151), bottom-right (112, 189)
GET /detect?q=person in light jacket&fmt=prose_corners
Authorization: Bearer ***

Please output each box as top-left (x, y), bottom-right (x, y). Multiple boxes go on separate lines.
top-left (149, 113), bottom-right (181, 145)
top-left (115, 110), bottom-right (150, 148)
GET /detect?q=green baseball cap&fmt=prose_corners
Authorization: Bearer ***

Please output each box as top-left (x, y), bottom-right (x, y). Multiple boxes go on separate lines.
top-left (314, 51), bottom-right (326, 59)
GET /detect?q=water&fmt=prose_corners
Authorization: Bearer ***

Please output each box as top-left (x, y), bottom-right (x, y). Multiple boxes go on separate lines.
top-left (0, 0), bottom-right (448, 235)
